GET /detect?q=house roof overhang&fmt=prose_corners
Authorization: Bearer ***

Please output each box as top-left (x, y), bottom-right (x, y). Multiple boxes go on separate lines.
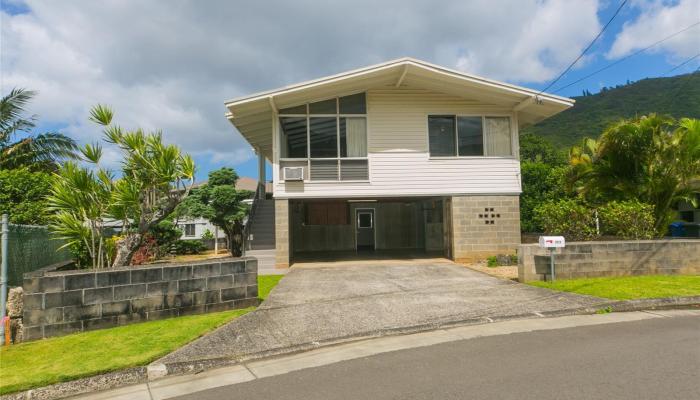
top-left (225, 57), bottom-right (574, 159)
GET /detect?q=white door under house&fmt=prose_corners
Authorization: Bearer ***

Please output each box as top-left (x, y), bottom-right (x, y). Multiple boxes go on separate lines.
top-left (289, 198), bottom-right (446, 257)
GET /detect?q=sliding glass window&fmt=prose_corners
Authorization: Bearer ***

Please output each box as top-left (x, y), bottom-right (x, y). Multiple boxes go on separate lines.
top-left (428, 115), bottom-right (512, 157)
top-left (278, 93), bottom-right (368, 181)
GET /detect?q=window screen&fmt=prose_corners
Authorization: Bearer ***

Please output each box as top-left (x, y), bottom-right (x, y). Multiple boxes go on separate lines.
top-left (428, 115), bottom-right (456, 156)
top-left (457, 117), bottom-right (483, 156)
top-left (339, 93), bottom-right (366, 114)
top-left (279, 117), bottom-right (307, 158)
top-left (309, 117), bottom-right (338, 158)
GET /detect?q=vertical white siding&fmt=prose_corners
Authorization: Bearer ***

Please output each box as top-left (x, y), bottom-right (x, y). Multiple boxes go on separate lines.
top-left (274, 88), bottom-right (521, 198)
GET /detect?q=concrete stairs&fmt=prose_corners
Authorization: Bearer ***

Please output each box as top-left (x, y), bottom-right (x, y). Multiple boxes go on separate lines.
top-left (248, 199), bottom-right (275, 250)
top-left (246, 199), bottom-right (277, 272)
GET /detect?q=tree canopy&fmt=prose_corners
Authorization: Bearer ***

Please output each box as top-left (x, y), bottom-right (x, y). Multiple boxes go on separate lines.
top-left (0, 88), bottom-right (78, 171)
top-left (177, 167), bottom-right (251, 257)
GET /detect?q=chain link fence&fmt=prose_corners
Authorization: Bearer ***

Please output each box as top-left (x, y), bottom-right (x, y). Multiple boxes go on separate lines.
top-left (1, 224), bottom-right (73, 287)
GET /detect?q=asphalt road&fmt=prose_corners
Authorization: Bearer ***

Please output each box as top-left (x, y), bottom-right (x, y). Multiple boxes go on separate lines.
top-left (173, 315), bottom-right (700, 400)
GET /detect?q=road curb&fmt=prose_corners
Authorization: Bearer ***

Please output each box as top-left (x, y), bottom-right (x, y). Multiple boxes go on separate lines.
top-left (3, 296), bottom-right (699, 400)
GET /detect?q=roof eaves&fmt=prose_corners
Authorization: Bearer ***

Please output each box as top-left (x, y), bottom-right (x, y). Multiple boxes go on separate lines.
top-left (224, 57), bottom-right (574, 110)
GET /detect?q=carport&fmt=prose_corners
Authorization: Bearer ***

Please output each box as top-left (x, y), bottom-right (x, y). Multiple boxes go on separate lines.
top-left (288, 197), bottom-right (448, 263)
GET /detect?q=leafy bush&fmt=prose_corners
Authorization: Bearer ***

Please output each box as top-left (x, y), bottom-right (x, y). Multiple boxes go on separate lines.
top-left (534, 199), bottom-right (598, 241)
top-left (487, 256), bottom-right (498, 267)
top-left (598, 200), bottom-right (656, 239)
top-left (173, 239), bottom-right (206, 255)
top-left (0, 168), bottom-right (53, 225)
top-left (520, 162), bottom-right (570, 232)
top-left (201, 229), bottom-right (214, 240)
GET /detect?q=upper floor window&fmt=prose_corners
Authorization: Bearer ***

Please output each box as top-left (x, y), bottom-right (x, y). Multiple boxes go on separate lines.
top-left (428, 115), bottom-right (512, 157)
top-left (279, 93), bottom-right (367, 159)
top-left (279, 93), bottom-right (368, 181)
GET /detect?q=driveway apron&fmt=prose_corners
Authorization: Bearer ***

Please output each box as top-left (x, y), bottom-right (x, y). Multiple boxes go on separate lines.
top-left (157, 260), bottom-right (604, 367)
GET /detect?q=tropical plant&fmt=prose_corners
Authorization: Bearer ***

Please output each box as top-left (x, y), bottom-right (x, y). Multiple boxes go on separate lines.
top-left (47, 104), bottom-right (195, 268)
top-left (176, 167), bottom-right (251, 257)
top-left (0, 88), bottom-right (78, 171)
top-left (568, 115), bottom-right (700, 234)
top-left (47, 161), bottom-right (114, 268)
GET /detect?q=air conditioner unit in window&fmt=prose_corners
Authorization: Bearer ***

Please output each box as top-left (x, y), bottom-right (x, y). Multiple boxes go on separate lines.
top-left (283, 166), bottom-right (304, 181)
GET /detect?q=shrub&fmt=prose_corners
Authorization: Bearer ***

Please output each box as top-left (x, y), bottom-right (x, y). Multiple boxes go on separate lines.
top-left (534, 199), bottom-right (598, 241)
top-left (173, 239), bottom-right (206, 255)
top-left (486, 256), bottom-right (498, 267)
top-left (201, 229), bottom-right (215, 240)
top-left (598, 200), bottom-right (656, 239)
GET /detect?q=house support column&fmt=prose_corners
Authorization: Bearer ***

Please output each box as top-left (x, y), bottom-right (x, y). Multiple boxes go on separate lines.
top-left (257, 150), bottom-right (266, 196)
top-left (450, 195), bottom-right (521, 263)
top-left (274, 199), bottom-right (290, 268)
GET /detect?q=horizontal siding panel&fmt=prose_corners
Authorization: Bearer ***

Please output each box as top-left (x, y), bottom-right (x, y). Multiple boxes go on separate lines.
top-left (275, 88), bottom-right (520, 198)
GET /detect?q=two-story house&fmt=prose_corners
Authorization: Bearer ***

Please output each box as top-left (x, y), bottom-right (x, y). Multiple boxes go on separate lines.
top-left (226, 58), bottom-right (574, 268)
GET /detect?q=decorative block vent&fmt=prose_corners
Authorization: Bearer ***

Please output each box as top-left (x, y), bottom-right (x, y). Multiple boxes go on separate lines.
top-left (478, 207), bottom-right (501, 225)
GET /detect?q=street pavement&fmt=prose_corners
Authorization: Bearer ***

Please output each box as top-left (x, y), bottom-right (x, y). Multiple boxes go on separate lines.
top-left (172, 312), bottom-right (699, 400)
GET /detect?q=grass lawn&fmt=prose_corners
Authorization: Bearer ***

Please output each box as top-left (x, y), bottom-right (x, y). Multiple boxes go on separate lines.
top-left (529, 275), bottom-right (700, 300)
top-left (0, 275), bottom-right (284, 395)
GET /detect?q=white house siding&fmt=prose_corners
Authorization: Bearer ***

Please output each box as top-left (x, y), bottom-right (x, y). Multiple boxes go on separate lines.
top-left (274, 88), bottom-right (521, 199)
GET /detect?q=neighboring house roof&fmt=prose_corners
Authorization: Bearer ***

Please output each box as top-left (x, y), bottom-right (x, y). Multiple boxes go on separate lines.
top-left (225, 57), bottom-right (575, 160)
top-left (192, 177), bottom-right (272, 193)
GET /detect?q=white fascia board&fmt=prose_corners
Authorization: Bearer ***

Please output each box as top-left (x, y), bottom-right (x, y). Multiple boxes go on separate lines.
top-left (224, 57), bottom-right (574, 112)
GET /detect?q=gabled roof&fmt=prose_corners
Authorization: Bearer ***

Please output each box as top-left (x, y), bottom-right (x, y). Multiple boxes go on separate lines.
top-left (225, 57), bottom-right (574, 159)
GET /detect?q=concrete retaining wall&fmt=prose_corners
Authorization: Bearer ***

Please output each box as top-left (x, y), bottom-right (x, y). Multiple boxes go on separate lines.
top-left (21, 258), bottom-right (259, 341)
top-left (518, 240), bottom-right (700, 282)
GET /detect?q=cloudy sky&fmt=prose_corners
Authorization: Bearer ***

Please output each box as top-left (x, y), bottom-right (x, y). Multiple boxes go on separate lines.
top-left (1, 0), bottom-right (699, 180)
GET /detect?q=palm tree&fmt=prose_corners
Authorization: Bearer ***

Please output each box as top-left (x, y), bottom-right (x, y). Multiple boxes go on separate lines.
top-left (0, 88), bottom-right (78, 171)
top-left (573, 114), bottom-right (700, 234)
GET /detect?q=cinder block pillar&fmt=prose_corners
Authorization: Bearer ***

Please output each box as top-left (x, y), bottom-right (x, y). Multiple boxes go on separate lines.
top-left (450, 195), bottom-right (521, 263)
top-left (274, 199), bottom-right (290, 268)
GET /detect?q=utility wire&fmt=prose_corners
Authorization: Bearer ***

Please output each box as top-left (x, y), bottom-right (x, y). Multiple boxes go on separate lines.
top-left (664, 52), bottom-right (700, 76)
top-left (553, 21), bottom-right (700, 93)
top-left (673, 65), bottom-right (700, 98)
top-left (538, 0), bottom-right (628, 95)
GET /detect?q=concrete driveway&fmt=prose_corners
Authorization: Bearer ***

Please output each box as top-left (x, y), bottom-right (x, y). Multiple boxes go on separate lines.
top-left (157, 259), bottom-right (604, 371)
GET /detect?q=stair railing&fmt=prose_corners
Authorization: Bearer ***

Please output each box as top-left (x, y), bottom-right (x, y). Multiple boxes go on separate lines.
top-left (243, 182), bottom-right (266, 254)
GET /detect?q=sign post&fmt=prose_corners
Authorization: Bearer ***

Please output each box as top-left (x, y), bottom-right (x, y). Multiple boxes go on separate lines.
top-left (538, 236), bottom-right (565, 282)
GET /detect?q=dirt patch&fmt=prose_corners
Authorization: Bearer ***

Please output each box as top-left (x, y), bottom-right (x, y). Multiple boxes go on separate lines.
top-left (461, 261), bottom-right (518, 281)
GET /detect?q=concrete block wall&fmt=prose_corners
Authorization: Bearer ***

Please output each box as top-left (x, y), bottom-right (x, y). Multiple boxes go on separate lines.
top-left (518, 240), bottom-right (700, 282)
top-left (275, 199), bottom-right (290, 268)
top-left (22, 258), bottom-right (259, 341)
top-left (450, 195), bottom-right (521, 262)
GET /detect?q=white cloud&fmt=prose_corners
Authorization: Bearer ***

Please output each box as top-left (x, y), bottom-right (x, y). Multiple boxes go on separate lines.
top-left (1, 0), bottom-right (604, 170)
top-left (607, 0), bottom-right (700, 60)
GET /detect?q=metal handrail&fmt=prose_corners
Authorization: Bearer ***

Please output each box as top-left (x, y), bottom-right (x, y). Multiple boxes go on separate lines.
top-left (242, 182), bottom-right (265, 254)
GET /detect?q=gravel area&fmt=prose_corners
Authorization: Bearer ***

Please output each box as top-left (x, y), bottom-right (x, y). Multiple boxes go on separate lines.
top-left (462, 261), bottom-right (518, 281)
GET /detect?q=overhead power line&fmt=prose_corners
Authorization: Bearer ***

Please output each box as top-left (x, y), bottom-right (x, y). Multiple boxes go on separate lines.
top-left (553, 21), bottom-right (700, 93)
top-left (538, 0), bottom-right (628, 95)
top-left (664, 52), bottom-right (700, 75)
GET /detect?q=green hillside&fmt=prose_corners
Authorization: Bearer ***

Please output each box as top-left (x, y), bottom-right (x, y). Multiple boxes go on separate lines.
top-left (523, 72), bottom-right (700, 148)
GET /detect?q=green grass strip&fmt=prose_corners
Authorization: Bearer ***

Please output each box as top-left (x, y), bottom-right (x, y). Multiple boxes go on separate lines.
top-left (0, 274), bottom-right (284, 395)
top-left (529, 275), bottom-right (700, 300)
